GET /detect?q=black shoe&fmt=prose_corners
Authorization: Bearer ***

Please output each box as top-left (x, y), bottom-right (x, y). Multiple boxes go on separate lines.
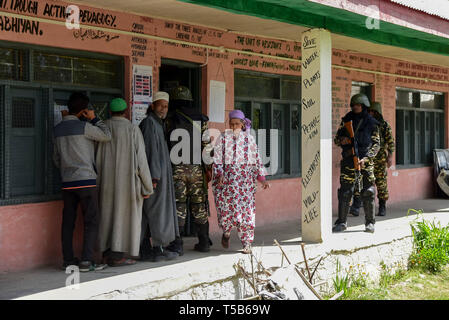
top-left (365, 223), bottom-right (375, 233)
top-left (194, 242), bottom-right (210, 252)
top-left (349, 207), bottom-right (360, 217)
top-left (165, 237), bottom-right (184, 256)
top-left (61, 258), bottom-right (79, 271)
top-left (194, 222), bottom-right (211, 252)
top-left (377, 199), bottom-right (386, 216)
top-left (78, 261), bottom-right (108, 272)
top-left (150, 246), bottom-right (179, 262)
top-left (332, 222), bottom-right (347, 233)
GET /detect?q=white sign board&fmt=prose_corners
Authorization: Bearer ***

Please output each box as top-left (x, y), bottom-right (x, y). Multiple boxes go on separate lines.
top-left (209, 80), bottom-right (226, 123)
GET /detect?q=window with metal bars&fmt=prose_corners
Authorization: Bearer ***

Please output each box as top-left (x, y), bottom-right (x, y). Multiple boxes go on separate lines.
top-left (0, 43), bottom-right (123, 205)
top-left (234, 70), bottom-right (301, 178)
top-left (351, 81), bottom-right (373, 100)
top-left (0, 47), bottom-right (28, 81)
top-left (33, 51), bottom-right (121, 89)
top-left (396, 87), bottom-right (445, 166)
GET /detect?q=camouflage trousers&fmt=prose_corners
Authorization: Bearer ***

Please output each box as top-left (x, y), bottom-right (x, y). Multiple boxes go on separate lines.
top-left (338, 160), bottom-right (376, 225)
top-left (340, 159), bottom-right (376, 190)
top-left (173, 164), bottom-right (208, 226)
top-left (373, 155), bottom-right (389, 201)
top-left (353, 158), bottom-right (388, 201)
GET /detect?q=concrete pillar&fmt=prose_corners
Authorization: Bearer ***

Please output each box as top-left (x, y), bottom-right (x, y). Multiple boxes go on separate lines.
top-left (301, 28), bottom-right (332, 243)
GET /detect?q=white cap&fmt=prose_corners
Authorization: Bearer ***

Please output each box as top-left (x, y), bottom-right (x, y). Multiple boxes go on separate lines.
top-left (153, 91), bottom-right (169, 103)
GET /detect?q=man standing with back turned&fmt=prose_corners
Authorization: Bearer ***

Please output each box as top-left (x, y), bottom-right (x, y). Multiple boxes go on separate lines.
top-left (96, 98), bottom-right (154, 266)
top-left (165, 85), bottom-right (213, 253)
top-left (53, 92), bottom-right (111, 272)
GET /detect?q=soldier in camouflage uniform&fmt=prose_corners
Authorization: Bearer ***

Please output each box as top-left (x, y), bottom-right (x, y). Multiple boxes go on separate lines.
top-left (369, 102), bottom-right (394, 216)
top-left (350, 102), bottom-right (395, 217)
top-left (165, 85), bottom-right (213, 253)
top-left (333, 93), bottom-right (380, 233)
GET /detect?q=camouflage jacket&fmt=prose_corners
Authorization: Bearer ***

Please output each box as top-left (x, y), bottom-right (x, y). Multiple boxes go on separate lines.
top-left (165, 106), bottom-right (213, 169)
top-left (334, 111), bottom-right (380, 165)
top-left (376, 118), bottom-right (395, 159)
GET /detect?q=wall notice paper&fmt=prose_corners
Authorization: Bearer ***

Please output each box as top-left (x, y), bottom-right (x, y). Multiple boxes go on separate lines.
top-left (132, 101), bottom-right (150, 125)
top-left (209, 80), bottom-right (226, 123)
top-left (132, 65), bottom-right (153, 125)
top-left (54, 103), bottom-right (69, 126)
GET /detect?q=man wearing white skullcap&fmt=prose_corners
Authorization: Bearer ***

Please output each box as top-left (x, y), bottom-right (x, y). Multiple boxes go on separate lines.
top-left (153, 91), bottom-right (169, 103)
top-left (139, 91), bottom-right (180, 261)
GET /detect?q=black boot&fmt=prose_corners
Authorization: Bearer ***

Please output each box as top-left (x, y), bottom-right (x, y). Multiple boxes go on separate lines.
top-left (150, 245), bottom-right (178, 262)
top-left (165, 236), bottom-right (184, 256)
top-left (194, 222), bottom-right (210, 252)
top-left (349, 194), bottom-right (362, 217)
top-left (362, 186), bottom-right (376, 233)
top-left (377, 199), bottom-right (386, 216)
top-left (333, 188), bottom-right (351, 232)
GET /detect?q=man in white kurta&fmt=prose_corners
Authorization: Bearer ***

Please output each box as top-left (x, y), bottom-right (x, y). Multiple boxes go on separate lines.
top-left (96, 98), bottom-right (154, 266)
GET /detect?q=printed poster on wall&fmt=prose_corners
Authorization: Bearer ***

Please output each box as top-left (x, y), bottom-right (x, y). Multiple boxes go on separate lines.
top-left (132, 65), bottom-right (153, 125)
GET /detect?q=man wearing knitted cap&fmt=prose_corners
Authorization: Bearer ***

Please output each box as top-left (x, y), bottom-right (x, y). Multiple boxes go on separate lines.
top-left (96, 98), bottom-right (154, 266)
top-left (139, 92), bottom-right (179, 261)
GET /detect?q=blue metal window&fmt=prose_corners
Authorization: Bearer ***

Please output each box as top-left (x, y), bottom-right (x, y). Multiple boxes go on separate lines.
top-left (396, 87), bottom-right (445, 166)
top-left (234, 70), bottom-right (301, 178)
top-left (0, 42), bottom-right (123, 205)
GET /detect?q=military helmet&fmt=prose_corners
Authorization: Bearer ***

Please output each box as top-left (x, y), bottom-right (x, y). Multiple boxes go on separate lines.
top-left (370, 101), bottom-right (382, 115)
top-left (170, 85), bottom-right (193, 101)
top-left (350, 93), bottom-right (370, 108)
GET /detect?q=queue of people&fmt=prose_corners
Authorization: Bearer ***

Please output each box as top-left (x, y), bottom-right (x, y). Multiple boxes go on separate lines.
top-left (53, 88), bottom-right (270, 272)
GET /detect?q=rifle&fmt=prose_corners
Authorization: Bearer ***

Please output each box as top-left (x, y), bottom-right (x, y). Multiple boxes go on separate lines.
top-left (344, 121), bottom-right (362, 193)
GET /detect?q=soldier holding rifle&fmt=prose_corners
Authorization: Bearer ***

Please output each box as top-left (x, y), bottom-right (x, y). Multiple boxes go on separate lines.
top-left (333, 93), bottom-right (380, 233)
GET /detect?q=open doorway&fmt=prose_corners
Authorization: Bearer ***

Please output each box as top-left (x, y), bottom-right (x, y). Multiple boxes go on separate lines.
top-left (159, 58), bottom-right (202, 114)
top-left (159, 58), bottom-right (203, 237)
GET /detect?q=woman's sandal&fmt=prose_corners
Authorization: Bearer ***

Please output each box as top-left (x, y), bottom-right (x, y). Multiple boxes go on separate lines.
top-left (242, 244), bottom-right (252, 254)
top-left (221, 233), bottom-right (230, 249)
top-left (109, 258), bottom-right (137, 267)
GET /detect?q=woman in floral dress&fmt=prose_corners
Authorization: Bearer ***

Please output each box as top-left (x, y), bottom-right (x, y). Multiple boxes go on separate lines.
top-left (212, 110), bottom-right (270, 254)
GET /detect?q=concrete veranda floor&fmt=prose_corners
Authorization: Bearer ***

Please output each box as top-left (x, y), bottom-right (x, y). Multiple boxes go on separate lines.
top-left (1, 198), bottom-right (449, 300)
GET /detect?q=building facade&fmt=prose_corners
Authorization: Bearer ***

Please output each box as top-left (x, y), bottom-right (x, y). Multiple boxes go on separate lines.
top-left (0, 0), bottom-right (448, 272)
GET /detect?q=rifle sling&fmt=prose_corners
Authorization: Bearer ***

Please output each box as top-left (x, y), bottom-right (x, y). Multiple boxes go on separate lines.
top-left (352, 118), bottom-right (364, 159)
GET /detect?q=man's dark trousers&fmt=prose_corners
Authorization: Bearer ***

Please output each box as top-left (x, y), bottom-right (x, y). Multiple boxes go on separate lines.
top-left (61, 187), bottom-right (99, 263)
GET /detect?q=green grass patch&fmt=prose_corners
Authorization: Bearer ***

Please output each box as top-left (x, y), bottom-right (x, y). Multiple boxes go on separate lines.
top-left (327, 209), bottom-right (449, 300)
top-left (408, 209), bottom-right (449, 273)
top-left (343, 265), bottom-right (449, 300)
